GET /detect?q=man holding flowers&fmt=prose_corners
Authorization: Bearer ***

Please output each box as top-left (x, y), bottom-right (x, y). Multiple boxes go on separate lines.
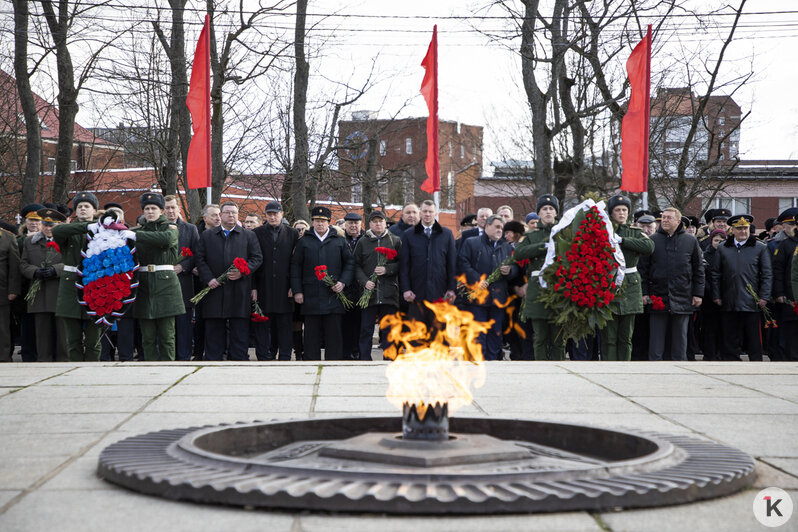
top-left (133, 193), bottom-right (186, 361)
top-left (457, 214), bottom-right (518, 360)
top-left (353, 210), bottom-right (402, 360)
top-left (600, 195), bottom-right (654, 361)
top-left (290, 206), bottom-right (354, 360)
top-left (196, 201), bottom-right (263, 360)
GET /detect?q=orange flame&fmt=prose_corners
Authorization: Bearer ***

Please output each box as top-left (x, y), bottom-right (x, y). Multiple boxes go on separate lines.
top-left (455, 273), bottom-right (489, 304)
top-left (381, 300), bottom-right (488, 417)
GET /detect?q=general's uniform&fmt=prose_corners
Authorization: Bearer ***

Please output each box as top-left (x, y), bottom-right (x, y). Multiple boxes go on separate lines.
top-left (601, 222), bottom-right (654, 360)
top-left (134, 212), bottom-right (185, 361)
top-left (20, 227), bottom-right (66, 361)
top-left (0, 228), bottom-right (21, 360)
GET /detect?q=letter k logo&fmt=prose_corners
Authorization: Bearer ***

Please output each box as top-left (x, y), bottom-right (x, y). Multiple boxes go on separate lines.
top-left (764, 495), bottom-right (783, 517)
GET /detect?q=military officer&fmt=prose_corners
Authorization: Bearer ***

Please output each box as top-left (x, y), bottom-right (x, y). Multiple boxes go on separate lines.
top-left (20, 208), bottom-right (67, 361)
top-left (1, 221), bottom-right (21, 360)
top-left (52, 192), bottom-right (103, 361)
top-left (14, 203), bottom-right (45, 361)
top-left (700, 208), bottom-right (731, 250)
top-left (133, 192), bottom-right (186, 361)
top-left (513, 194), bottom-right (565, 360)
top-left (601, 195), bottom-right (654, 361)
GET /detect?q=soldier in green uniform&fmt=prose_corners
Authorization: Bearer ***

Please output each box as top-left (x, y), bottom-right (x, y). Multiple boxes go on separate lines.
top-left (133, 192), bottom-right (185, 361)
top-left (52, 192), bottom-right (103, 361)
top-left (0, 223), bottom-right (22, 361)
top-left (513, 194), bottom-right (565, 360)
top-left (601, 195), bottom-right (654, 361)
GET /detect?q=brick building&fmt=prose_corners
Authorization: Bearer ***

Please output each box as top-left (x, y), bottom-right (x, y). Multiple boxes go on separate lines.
top-left (337, 114), bottom-right (482, 215)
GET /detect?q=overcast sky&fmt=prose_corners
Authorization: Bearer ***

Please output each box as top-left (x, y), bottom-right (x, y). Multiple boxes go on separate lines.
top-left (306, 0), bottom-right (798, 164)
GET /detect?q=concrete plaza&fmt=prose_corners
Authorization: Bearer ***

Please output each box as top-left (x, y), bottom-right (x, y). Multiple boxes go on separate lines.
top-left (0, 360), bottom-right (796, 531)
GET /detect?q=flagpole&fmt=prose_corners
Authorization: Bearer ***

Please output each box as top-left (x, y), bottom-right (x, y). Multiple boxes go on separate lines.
top-left (204, 14), bottom-right (212, 206)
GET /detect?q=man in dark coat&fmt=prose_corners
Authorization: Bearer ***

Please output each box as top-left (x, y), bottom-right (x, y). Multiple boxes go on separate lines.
top-left (456, 207), bottom-right (492, 251)
top-left (164, 195), bottom-right (199, 361)
top-left (639, 207), bottom-right (705, 361)
top-left (192, 204), bottom-right (221, 360)
top-left (457, 214), bottom-right (518, 360)
top-left (399, 199), bottom-right (457, 328)
top-left (388, 203), bottom-right (419, 237)
top-left (290, 206), bottom-right (354, 360)
top-left (196, 201), bottom-right (263, 360)
top-left (772, 209), bottom-right (798, 361)
top-left (253, 201), bottom-right (298, 361)
top-left (342, 212), bottom-right (364, 359)
top-left (711, 214), bottom-right (772, 361)
top-left (353, 210), bottom-right (402, 360)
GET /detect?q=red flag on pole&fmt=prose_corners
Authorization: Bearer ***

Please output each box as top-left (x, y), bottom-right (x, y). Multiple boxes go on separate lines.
top-left (621, 24), bottom-right (652, 193)
top-left (186, 14), bottom-right (211, 190)
top-left (420, 25), bottom-right (439, 194)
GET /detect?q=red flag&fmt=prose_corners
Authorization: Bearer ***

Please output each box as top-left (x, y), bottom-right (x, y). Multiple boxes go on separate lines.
top-left (621, 25), bottom-right (652, 193)
top-left (186, 14), bottom-right (211, 190)
top-left (420, 25), bottom-right (439, 194)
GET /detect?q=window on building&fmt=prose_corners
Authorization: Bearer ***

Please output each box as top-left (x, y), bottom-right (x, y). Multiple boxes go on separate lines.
top-left (779, 198), bottom-right (798, 212)
top-left (460, 145), bottom-right (465, 158)
top-left (352, 178), bottom-right (362, 203)
top-left (473, 146), bottom-right (477, 161)
top-left (448, 141), bottom-right (453, 157)
top-left (379, 140), bottom-right (386, 156)
top-left (709, 197), bottom-right (750, 215)
top-left (718, 117), bottom-right (725, 126)
top-left (70, 160), bottom-right (78, 172)
top-left (405, 138), bottom-right (412, 155)
top-left (377, 170), bottom-right (388, 200)
top-left (447, 171), bottom-right (455, 208)
top-left (47, 158), bottom-right (56, 173)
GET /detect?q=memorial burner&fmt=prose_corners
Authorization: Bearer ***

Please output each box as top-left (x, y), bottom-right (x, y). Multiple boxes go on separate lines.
top-left (98, 302), bottom-right (756, 514)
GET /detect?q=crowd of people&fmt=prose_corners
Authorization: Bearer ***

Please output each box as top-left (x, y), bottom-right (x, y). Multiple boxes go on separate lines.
top-left (2, 190), bottom-right (797, 363)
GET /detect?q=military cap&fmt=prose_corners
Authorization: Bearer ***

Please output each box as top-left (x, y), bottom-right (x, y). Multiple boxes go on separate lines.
top-left (681, 216), bottom-right (690, 228)
top-left (264, 201), bottom-right (283, 213)
top-left (20, 203), bottom-right (45, 220)
top-left (633, 209), bottom-right (651, 223)
top-left (525, 212), bottom-right (539, 223)
top-left (503, 220), bottom-right (526, 234)
top-left (607, 195), bottom-right (632, 213)
top-left (343, 212), bottom-right (362, 222)
top-left (368, 210), bottom-right (386, 221)
top-left (703, 209), bottom-right (716, 224)
top-left (139, 192), bottom-right (165, 210)
top-left (637, 214), bottom-right (656, 224)
top-left (36, 208), bottom-right (66, 225)
top-left (311, 206), bottom-right (332, 220)
top-left (460, 214), bottom-right (477, 227)
top-left (688, 216), bottom-right (701, 228)
top-left (103, 202), bottom-right (123, 211)
top-left (777, 207), bottom-right (798, 224)
top-left (73, 192), bottom-right (99, 210)
top-left (727, 214), bottom-right (753, 228)
top-left (651, 209), bottom-right (662, 221)
top-left (536, 194), bottom-right (559, 213)
top-left (55, 203), bottom-right (72, 217)
top-left (0, 221), bottom-right (18, 233)
top-left (712, 208), bottom-right (731, 221)
top-left (42, 202), bottom-right (57, 210)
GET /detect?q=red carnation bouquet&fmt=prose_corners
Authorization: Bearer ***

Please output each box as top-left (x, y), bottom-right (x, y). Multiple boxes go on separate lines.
top-left (251, 300), bottom-right (269, 323)
top-left (315, 264), bottom-right (354, 309)
top-left (190, 257), bottom-right (250, 304)
top-left (650, 295), bottom-right (666, 311)
top-left (83, 273), bottom-right (133, 315)
top-left (461, 253), bottom-right (528, 303)
top-left (537, 203), bottom-right (621, 341)
top-left (357, 246), bottom-right (398, 308)
top-left (745, 283), bottom-right (777, 328)
top-left (25, 240), bottom-right (62, 303)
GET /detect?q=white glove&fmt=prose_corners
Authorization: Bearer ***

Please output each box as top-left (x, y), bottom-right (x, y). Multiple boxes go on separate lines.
top-left (87, 222), bottom-right (100, 234)
top-left (616, 235), bottom-right (623, 243)
top-left (120, 230), bottom-right (137, 241)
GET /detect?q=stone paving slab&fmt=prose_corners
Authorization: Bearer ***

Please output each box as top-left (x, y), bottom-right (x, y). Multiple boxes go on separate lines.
top-left (1, 361), bottom-right (797, 531)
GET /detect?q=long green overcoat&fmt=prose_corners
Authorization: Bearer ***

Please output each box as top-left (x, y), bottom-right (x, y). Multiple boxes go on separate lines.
top-left (52, 221), bottom-right (90, 319)
top-left (610, 223), bottom-right (654, 315)
top-left (20, 232), bottom-right (64, 313)
top-left (513, 222), bottom-right (555, 321)
top-left (133, 215), bottom-right (185, 319)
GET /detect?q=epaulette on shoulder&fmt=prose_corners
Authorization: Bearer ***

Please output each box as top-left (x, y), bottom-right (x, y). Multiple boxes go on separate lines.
top-left (698, 234), bottom-right (709, 242)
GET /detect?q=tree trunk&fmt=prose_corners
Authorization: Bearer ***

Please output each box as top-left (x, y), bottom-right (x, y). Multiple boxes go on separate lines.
top-left (40, 0), bottom-right (77, 203)
top-left (290, 0), bottom-right (310, 221)
top-left (361, 136), bottom-right (378, 216)
top-left (13, 0), bottom-right (41, 208)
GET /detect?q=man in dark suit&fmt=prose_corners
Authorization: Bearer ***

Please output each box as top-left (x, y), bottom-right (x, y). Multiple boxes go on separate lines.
top-left (253, 201), bottom-right (298, 361)
top-left (399, 199), bottom-right (457, 328)
top-left (196, 201), bottom-right (263, 360)
top-left (290, 206), bottom-right (354, 360)
top-left (456, 207), bottom-right (492, 251)
top-left (164, 195), bottom-right (200, 361)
